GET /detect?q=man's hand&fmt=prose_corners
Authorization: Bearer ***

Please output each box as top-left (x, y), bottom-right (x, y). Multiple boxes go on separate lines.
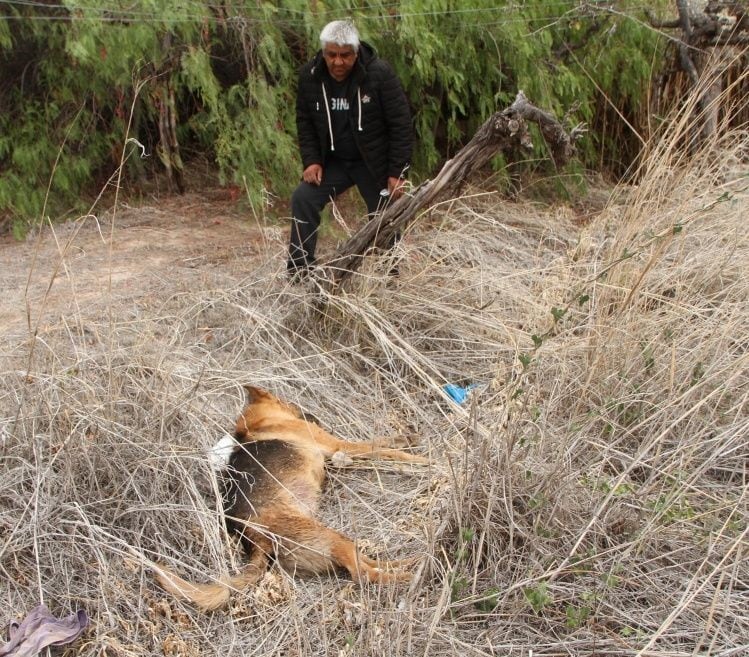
top-left (303, 164), bottom-right (323, 185)
top-left (387, 176), bottom-right (407, 199)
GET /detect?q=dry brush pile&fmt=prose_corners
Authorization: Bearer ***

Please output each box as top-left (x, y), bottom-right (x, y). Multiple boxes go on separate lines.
top-left (1, 128), bottom-right (747, 655)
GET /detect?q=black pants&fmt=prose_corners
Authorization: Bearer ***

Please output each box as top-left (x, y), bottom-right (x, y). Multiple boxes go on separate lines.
top-left (288, 157), bottom-right (385, 273)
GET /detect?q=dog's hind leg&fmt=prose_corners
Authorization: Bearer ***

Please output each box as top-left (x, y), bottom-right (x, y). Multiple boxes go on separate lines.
top-left (357, 553), bottom-right (420, 570)
top-left (329, 535), bottom-right (412, 584)
top-left (262, 511), bottom-right (411, 584)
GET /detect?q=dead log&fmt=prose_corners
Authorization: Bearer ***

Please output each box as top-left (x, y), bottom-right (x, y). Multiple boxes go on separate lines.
top-left (319, 91), bottom-right (584, 289)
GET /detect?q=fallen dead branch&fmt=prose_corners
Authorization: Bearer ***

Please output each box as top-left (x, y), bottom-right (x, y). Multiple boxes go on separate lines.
top-left (320, 91), bottom-right (585, 288)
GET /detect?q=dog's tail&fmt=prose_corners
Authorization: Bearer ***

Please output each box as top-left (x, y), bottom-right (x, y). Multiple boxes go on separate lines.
top-left (153, 561), bottom-right (266, 611)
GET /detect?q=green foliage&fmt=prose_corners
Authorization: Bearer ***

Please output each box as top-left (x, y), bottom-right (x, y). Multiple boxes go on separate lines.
top-left (551, 306), bottom-right (568, 323)
top-left (447, 527), bottom-right (502, 614)
top-left (450, 573), bottom-right (469, 603)
top-left (1, 0), bottom-right (672, 231)
top-left (648, 493), bottom-right (696, 524)
top-left (524, 581), bottom-right (552, 614)
top-left (565, 603), bottom-right (591, 628)
top-left (474, 587), bottom-right (501, 613)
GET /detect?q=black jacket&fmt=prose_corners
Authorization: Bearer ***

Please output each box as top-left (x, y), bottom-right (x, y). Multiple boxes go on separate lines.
top-left (295, 42), bottom-right (413, 185)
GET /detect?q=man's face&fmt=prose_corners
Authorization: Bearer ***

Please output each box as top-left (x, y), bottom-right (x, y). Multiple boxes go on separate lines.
top-left (322, 43), bottom-right (357, 81)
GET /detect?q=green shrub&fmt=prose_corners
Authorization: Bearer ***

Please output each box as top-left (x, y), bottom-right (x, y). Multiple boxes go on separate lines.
top-left (0, 0), bottom-right (670, 232)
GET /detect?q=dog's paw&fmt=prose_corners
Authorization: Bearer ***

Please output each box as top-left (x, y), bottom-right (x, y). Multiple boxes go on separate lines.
top-left (330, 451), bottom-right (354, 468)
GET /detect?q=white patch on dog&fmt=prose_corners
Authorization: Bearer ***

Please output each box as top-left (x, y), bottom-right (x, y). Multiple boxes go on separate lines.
top-left (208, 433), bottom-right (238, 471)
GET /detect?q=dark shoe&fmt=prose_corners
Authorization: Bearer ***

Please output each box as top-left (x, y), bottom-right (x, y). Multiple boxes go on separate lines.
top-left (287, 266), bottom-right (309, 284)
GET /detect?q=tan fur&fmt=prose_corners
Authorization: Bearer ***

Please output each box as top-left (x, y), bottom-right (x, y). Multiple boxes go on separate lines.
top-left (155, 385), bottom-right (427, 611)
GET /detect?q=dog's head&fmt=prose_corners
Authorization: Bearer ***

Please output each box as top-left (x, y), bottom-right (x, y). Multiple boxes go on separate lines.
top-left (234, 385), bottom-right (305, 440)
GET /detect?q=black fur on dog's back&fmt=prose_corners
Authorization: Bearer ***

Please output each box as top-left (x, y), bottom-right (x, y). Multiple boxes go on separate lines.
top-left (222, 437), bottom-right (326, 556)
top-left (222, 439), bottom-right (293, 557)
top-left (223, 439), bottom-right (298, 519)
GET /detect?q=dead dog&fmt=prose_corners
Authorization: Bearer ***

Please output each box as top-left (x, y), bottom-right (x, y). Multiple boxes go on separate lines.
top-left (155, 386), bottom-right (427, 610)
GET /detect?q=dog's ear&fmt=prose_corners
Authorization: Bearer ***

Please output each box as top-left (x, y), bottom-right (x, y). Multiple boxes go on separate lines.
top-left (243, 385), bottom-right (268, 404)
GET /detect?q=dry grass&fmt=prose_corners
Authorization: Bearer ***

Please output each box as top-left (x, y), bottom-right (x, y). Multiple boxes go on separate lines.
top-left (1, 94), bottom-right (748, 656)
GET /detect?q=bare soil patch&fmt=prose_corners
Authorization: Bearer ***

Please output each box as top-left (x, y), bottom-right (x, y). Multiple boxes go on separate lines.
top-left (0, 192), bottom-right (271, 336)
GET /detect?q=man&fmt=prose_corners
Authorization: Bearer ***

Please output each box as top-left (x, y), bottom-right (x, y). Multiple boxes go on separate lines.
top-left (288, 20), bottom-right (413, 277)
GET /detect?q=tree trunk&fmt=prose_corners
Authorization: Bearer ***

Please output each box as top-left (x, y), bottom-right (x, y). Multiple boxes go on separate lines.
top-left (648, 1), bottom-right (749, 144)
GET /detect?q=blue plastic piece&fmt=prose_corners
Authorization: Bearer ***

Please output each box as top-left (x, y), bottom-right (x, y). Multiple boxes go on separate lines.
top-left (443, 383), bottom-right (479, 404)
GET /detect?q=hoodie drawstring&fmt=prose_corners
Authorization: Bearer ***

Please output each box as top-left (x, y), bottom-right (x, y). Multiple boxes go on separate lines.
top-left (357, 89), bottom-right (363, 132)
top-left (321, 82), bottom-right (335, 151)
top-left (322, 81), bottom-right (364, 150)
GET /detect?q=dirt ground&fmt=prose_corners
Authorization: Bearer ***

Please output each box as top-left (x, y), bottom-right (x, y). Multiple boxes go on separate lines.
top-left (0, 191), bottom-right (284, 338)
top-left (0, 181), bottom-right (379, 343)
top-left (0, 168), bottom-right (613, 344)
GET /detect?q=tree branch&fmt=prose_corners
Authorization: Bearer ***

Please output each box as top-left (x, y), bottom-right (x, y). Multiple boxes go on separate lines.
top-left (318, 91), bottom-right (584, 290)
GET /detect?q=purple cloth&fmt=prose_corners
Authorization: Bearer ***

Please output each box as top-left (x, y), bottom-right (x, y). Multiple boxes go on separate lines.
top-left (1, 604), bottom-right (88, 657)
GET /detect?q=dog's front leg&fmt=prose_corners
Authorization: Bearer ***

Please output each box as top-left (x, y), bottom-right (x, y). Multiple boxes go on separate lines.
top-left (307, 425), bottom-right (428, 464)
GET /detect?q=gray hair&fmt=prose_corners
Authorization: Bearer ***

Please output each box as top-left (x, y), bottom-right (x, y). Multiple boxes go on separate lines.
top-left (319, 20), bottom-right (360, 49)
